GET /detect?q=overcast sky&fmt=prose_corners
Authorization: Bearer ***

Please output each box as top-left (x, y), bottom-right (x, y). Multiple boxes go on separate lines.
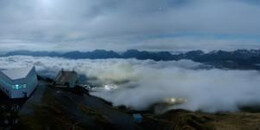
top-left (0, 0), bottom-right (260, 52)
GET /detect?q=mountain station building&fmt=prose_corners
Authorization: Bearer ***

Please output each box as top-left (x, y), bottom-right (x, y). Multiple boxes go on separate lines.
top-left (55, 69), bottom-right (78, 88)
top-left (0, 66), bottom-right (38, 99)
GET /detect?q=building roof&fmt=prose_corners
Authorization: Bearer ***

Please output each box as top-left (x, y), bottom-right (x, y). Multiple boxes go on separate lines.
top-left (1, 66), bottom-right (34, 80)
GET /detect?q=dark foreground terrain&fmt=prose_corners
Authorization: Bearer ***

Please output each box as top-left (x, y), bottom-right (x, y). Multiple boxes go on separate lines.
top-left (1, 79), bottom-right (260, 129)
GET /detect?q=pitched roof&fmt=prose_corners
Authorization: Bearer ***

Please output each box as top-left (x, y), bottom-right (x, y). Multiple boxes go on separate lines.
top-left (1, 66), bottom-right (34, 80)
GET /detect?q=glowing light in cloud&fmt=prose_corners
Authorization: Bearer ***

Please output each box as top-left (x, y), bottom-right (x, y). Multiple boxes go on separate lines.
top-left (104, 84), bottom-right (118, 91)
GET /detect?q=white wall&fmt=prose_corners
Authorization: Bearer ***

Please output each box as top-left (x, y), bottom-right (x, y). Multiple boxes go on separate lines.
top-left (0, 71), bottom-right (13, 98)
top-left (11, 67), bottom-right (38, 99)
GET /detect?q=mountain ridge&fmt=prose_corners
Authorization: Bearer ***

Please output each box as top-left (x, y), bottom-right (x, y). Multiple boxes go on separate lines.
top-left (2, 49), bottom-right (260, 70)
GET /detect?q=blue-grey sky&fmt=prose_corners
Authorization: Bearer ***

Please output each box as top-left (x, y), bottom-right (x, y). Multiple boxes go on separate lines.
top-left (0, 0), bottom-right (260, 52)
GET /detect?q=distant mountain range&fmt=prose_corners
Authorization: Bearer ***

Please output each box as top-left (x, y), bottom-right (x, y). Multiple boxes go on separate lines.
top-left (2, 49), bottom-right (260, 70)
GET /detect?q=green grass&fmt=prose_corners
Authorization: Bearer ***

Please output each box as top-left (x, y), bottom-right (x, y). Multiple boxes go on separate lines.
top-left (17, 91), bottom-right (74, 130)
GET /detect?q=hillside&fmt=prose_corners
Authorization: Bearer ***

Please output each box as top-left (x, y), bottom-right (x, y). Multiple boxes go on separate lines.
top-left (0, 78), bottom-right (259, 129)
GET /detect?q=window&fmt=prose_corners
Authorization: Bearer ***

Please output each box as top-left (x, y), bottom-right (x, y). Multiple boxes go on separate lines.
top-left (12, 84), bottom-right (27, 90)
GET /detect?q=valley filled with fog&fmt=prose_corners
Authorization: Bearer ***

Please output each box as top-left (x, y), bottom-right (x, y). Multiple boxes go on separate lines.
top-left (1, 56), bottom-right (260, 113)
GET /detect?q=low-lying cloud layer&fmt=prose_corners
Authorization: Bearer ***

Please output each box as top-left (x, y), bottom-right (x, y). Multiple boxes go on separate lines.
top-left (1, 56), bottom-right (260, 113)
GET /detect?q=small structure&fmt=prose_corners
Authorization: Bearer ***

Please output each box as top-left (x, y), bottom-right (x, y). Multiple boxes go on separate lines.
top-left (0, 66), bottom-right (38, 99)
top-left (55, 69), bottom-right (78, 88)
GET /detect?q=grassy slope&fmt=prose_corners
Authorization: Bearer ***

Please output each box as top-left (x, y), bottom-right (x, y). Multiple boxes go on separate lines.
top-left (15, 87), bottom-right (115, 130)
top-left (140, 109), bottom-right (260, 130)
top-left (11, 79), bottom-right (260, 130)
